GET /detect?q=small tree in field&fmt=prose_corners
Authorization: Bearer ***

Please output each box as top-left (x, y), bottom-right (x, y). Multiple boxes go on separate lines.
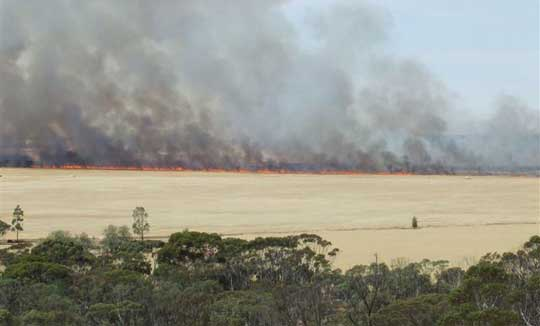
top-left (411, 216), bottom-right (418, 229)
top-left (132, 207), bottom-right (150, 241)
top-left (11, 205), bottom-right (24, 242)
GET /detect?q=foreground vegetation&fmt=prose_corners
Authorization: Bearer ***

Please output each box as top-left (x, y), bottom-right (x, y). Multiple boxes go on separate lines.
top-left (0, 225), bottom-right (538, 326)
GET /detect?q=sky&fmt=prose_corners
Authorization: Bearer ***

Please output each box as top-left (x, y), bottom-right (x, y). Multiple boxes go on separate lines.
top-left (287, 0), bottom-right (539, 117)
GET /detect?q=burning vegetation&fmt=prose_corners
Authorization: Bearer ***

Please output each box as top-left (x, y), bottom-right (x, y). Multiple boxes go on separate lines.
top-left (0, 1), bottom-right (538, 174)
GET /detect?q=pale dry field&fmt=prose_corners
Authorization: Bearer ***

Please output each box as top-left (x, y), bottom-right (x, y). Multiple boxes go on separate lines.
top-left (0, 168), bottom-right (538, 268)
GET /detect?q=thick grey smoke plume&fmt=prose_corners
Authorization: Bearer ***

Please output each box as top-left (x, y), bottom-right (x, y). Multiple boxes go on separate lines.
top-left (0, 0), bottom-right (538, 172)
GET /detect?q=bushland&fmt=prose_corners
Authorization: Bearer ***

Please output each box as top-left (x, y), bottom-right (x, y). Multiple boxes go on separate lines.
top-left (0, 226), bottom-right (538, 325)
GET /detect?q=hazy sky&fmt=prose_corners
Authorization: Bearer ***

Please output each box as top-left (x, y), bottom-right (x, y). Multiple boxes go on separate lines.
top-left (287, 0), bottom-right (539, 117)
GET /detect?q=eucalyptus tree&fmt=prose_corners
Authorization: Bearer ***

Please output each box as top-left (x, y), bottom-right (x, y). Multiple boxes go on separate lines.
top-left (10, 205), bottom-right (24, 242)
top-left (132, 207), bottom-right (150, 242)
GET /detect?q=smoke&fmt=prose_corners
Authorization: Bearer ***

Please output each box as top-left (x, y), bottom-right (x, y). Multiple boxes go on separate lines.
top-left (465, 96), bottom-right (540, 170)
top-left (0, 0), bottom-right (538, 172)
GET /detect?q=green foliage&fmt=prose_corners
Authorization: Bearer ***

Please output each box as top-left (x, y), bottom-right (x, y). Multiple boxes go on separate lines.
top-left (210, 291), bottom-right (278, 326)
top-left (101, 225), bottom-right (132, 254)
top-left (0, 279), bottom-right (24, 315)
top-left (436, 267), bottom-right (465, 292)
top-left (0, 221), bottom-right (10, 237)
top-left (340, 262), bottom-right (393, 326)
top-left (0, 309), bottom-right (16, 326)
top-left (32, 238), bottom-right (95, 267)
top-left (20, 309), bottom-right (80, 326)
top-left (10, 205), bottom-right (23, 242)
top-left (388, 261), bottom-right (434, 299)
top-left (3, 261), bottom-right (72, 284)
top-left (439, 260), bottom-right (521, 325)
top-left (98, 225), bottom-right (162, 274)
top-left (158, 230), bottom-right (227, 264)
top-left (148, 280), bottom-right (221, 325)
top-left (451, 261), bottom-right (511, 307)
top-left (273, 277), bottom-right (339, 326)
top-left (373, 294), bottom-right (449, 326)
top-left (46, 230), bottom-right (96, 250)
top-left (132, 207), bottom-right (150, 241)
top-left (0, 228), bottom-right (537, 326)
top-left (86, 301), bottom-right (144, 326)
top-left (439, 307), bottom-right (520, 326)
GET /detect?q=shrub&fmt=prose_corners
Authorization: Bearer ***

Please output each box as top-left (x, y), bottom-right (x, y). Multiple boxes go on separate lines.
top-left (412, 217), bottom-right (418, 229)
top-left (3, 261), bottom-right (72, 284)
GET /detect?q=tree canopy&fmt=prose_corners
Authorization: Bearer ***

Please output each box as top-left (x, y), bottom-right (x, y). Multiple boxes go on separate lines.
top-left (0, 227), bottom-right (538, 325)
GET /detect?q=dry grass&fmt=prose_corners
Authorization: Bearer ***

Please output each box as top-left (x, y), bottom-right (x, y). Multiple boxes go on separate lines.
top-left (0, 168), bottom-right (538, 267)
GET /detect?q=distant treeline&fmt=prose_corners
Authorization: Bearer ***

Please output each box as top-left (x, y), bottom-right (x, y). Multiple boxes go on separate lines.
top-left (0, 226), bottom-right (538, 325)
top-left (1, 161), bottom-right (540, 176)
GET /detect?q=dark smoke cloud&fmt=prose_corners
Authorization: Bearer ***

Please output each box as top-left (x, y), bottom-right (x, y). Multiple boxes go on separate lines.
top-left (0, 0), bottom-right (538, 172)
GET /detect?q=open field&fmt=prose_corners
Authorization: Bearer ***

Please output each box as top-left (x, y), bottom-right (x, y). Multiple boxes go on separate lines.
top-left (0, 168), bottom-right (538, 268)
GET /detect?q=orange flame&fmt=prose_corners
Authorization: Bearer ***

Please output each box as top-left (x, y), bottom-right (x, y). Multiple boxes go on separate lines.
top-left (30, 164), bottom-right (414, 176)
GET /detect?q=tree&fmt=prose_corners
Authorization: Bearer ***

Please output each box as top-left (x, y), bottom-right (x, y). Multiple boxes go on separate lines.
top-left (32, 238), bottom-right (95, 268)
top-left (373, 294), bottom-right (449, 326)
top-left (388, 261), bottom-right (433, 299)
top-left (0, 308), bottom-right (15, 326)
top-left (10, 205), bottom-right (24, 242)
top-left (210, 291), bottom-right (279, 326)
top-left (3, 261), bottom-right (72, 284)
top-left (86, 301), bottom-right (144, 326)
top-left (101, 225), bottom-right (132, 254)
top-left (131, 207), bottom-right (150, 241)
top-left (46, 230), bottom-right (96, 250)
top-left (339, 260), bottom-right (392, 326)
top-left (274, 276), bottom-right (339, 326)
top-left (436, 267), bottom-right (464, 293)
top-left (157, 231), bottom-right (225, 265)
top-left (411, 216), bottom-right (418, 229)
top-left (21, 309), bottom-right (81, 326)
top-left (441, 261), bottom-right (519, 325)
top-left (0, 220), bottom-right (10, 237)
top-left (499, 235), bottom-right (540, 325)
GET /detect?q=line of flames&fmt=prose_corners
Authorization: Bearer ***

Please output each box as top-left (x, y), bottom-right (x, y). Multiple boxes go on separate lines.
top-left (30, 164), bottom-right (413, 176)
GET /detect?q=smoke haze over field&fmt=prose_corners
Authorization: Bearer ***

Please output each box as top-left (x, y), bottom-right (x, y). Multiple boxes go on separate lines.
top-left (0, 0), bottom-right (538, 172)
